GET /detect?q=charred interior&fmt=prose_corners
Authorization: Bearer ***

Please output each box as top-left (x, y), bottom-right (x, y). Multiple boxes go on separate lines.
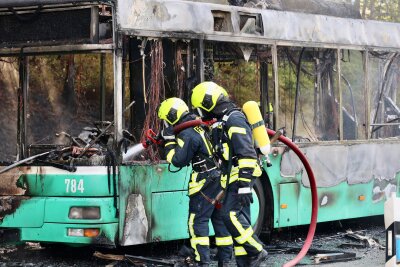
top-left (0, 0), bottom-right (399, 170)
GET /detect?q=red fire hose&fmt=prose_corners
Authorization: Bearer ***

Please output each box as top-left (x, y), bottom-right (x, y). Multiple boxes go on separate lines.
top-left (148, 121), bottom-right (318, 266)
top-left (174, 123), bottom-right (318, 266)
top-left (267, 129), bottom-right (318, 267)
top-left (173, 119), bottom-right (216, 134)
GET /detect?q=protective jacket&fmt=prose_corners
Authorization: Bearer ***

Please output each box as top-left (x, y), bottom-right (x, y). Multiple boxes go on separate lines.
top-left (164, 114), bottom-right (218, 195)
top-left (212, 109), bottom-right (262, 186)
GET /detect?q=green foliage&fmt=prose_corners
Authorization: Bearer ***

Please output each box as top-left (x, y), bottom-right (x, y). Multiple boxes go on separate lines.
top-left (360, 0), bottom-right (400, 22)
top-left (213, 60), bottom-right (260, 107)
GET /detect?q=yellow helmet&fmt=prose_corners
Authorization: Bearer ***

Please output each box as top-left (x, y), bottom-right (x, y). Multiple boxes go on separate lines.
top-left (158, 97), bottom-right (189, 125)
top-left (191, 82), bottom-right (228, 112)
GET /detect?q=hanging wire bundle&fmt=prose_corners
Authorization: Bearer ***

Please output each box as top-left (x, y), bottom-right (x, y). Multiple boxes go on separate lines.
top-left (175, 42), bottom-right (185, 99)
top-left (140, 40), bottom-right (165, 161)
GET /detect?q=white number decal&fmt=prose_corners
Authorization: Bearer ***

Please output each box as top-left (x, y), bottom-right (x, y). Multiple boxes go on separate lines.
top-left (65, 179), bottom-right (70, 193)
top-left (65, 179), bottom-right (85, 193)
top-left (78, 179), bottom-right (85, 193)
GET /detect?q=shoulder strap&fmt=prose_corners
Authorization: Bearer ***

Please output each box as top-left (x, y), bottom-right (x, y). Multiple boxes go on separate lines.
top-left (222, 108), bottom-right (241, 124)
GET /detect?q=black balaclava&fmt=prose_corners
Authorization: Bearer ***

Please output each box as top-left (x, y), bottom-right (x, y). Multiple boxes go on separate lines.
top-left (210, 96), bottom-right (237, 119)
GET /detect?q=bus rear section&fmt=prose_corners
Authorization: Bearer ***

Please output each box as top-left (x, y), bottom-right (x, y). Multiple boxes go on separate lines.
top-left (0, 166), bottom-right (118, 246)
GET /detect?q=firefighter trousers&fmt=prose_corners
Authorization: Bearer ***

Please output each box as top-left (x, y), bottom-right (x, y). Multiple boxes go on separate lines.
top-left (220, 181), bottom-right (264, 264)
top-left (188, 179), bottom-right (233, 265)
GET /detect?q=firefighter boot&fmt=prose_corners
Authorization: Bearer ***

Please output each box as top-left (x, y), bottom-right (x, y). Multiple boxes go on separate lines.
top-left (248, 249), bottom-right (268, 267)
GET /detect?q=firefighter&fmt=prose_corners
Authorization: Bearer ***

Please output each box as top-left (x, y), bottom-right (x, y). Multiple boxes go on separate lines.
top-left (157, 97), bottom-right (233, 267)
top-left (191, 82), bottom-right (268, 267)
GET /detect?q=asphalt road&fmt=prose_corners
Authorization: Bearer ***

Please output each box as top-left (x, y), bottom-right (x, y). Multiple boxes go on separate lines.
top-left (0, 216), bottom-right (386, 266)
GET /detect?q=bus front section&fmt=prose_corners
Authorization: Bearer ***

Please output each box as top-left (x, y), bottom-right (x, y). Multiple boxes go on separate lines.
top-left (0, 1), bottom-right (118, 246)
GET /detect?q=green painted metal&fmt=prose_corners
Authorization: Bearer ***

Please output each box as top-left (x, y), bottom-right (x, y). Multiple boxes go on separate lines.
top-left (20, 222), bottom-right (118, 245)
top-left (151, 190), bottom-right (190, 241)
top-left (278, 183), bottom-right (299, 227)
top-left (151, 164), bottom-right (190, 192)
top-left (0, 198), bottom-right (45, 227)
top-left (44, 197), bottom-right (118, 223)
top-left (264, 150), bottom-right (400, 228)
top-left (151, 188), bottom-right (260, 242)
top-left (3, 150), bottom-right (397, 245)
top-left (119, 164), bottom-right (261, 244)
top-left (20, 172), bottom-right (115, 197)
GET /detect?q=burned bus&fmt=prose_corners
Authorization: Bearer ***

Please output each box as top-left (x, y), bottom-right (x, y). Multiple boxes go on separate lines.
top-left (0, 0), bottom-right (400, 247)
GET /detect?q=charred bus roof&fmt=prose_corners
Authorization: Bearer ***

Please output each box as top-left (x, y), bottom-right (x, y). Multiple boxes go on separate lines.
top-left (117, 0), bottom-right (400, 52)
top-left (0, 0), bottom-right (400, 53)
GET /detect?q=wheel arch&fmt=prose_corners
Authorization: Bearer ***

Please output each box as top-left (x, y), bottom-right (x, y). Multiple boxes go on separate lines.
top-left (255, 170), bottom-right (274, 238)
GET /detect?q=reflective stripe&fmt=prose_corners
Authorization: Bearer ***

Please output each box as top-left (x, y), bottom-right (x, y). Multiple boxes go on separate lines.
top-left (228, 126), bottom-right (247, 139)
top-left (188, 213), bottom-right (196, 237)
top-left (211, 121), bottom-right (222, 129)
top-left (248, 237), bottom-right (263, 252)
top-left (191, 236), bottom-right (210, 246)
top-left (190, 236), bottom-right (210, 261)
top-left (200, 132), bottom-right (212, 155)
top-left (253, 164), bottom-right (262, 177)
top-left (238, 158), bottom-right (262, 178)
top-left (193, 126), bottom-right (212, 156)
top-left (188, 178), bottom-right (206, 195)
top-left (228, 167), bottom-right (239, 184)
top-left (222, 143), bottom-right (229, 161)
top-left (189, 173), bottom-right (206, 195)
top-left (220, 174), bottom-right (227, 188)
top-left (238, 178), bottom-right (252, 183)
top-left (234, 246), bottom-right (247, 256)
top-left (229, 212), bottom-right (263, 251)
top-left (230, 212), bottom-right (246, 235)
top-left (177, 138), bottom-right (184, 147)
top-left (238, 158), bottom-right (258, 169)
top-left (166, 149), bottom-right (175, 163)
top-left (215, 236), bottom-right (233, 246)
top-left (235, 227), bottom-right (254, 244)
top-left (165, 141), bottom-right (176, 147)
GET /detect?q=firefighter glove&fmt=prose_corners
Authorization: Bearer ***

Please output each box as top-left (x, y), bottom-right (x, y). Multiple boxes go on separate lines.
top-left (237, 181), bottom-right (253, 207)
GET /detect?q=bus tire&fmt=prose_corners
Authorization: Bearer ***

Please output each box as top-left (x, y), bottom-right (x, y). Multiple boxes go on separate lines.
top-left (253, 178), bottom-right (266, 236)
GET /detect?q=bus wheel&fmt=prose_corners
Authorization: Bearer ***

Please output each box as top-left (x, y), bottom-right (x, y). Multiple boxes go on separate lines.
top-left (252, 178), bottom-right (266, 236)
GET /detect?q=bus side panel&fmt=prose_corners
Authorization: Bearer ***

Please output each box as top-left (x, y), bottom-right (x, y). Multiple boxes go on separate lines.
top-left (297, 181), bottom-right (383, 225)
top-left (151, 191), bottom-right (189, 241)
top-left (278, 183), bottom-right (299, 227)
top-left (264, 152), bottom-right (297, 228)
top-left (119, 164), bottom-right (190, 245)
top-left (119, 165), bottom-right (149, 245)
top-left (267, 145), bottom-right (400, 228)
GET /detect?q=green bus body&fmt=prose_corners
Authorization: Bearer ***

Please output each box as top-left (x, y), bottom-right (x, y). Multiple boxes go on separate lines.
top-left (1, 0), bottom-right (400, 247)
top-left (0, 164), bottom-right (259, 245)
top-left (1, 144), bottom-right (399, 245)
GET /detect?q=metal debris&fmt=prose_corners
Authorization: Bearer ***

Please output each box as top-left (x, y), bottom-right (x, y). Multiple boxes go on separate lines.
top-left (93, 251), bottom-right (124, 261)
top-left (338, 242), bottom-right (368, 249)
top-left (345, 229), bottom-right (385, 249)
top-left (0, 245), bottom-right (17, 254)
top-left (313, 251), bottom-right (358, 264)
top-left (24, 242), bottom-right (44, 250)
top-left (125, 254), bottom-right (178, 266)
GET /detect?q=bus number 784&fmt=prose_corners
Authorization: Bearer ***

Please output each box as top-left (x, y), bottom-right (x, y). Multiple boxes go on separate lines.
top-left (64, 179), bottom-right (84, 193)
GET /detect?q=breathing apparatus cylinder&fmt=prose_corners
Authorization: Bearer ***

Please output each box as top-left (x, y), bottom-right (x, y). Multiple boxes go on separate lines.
top-left (242, 101), bottom-right (271, 156)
